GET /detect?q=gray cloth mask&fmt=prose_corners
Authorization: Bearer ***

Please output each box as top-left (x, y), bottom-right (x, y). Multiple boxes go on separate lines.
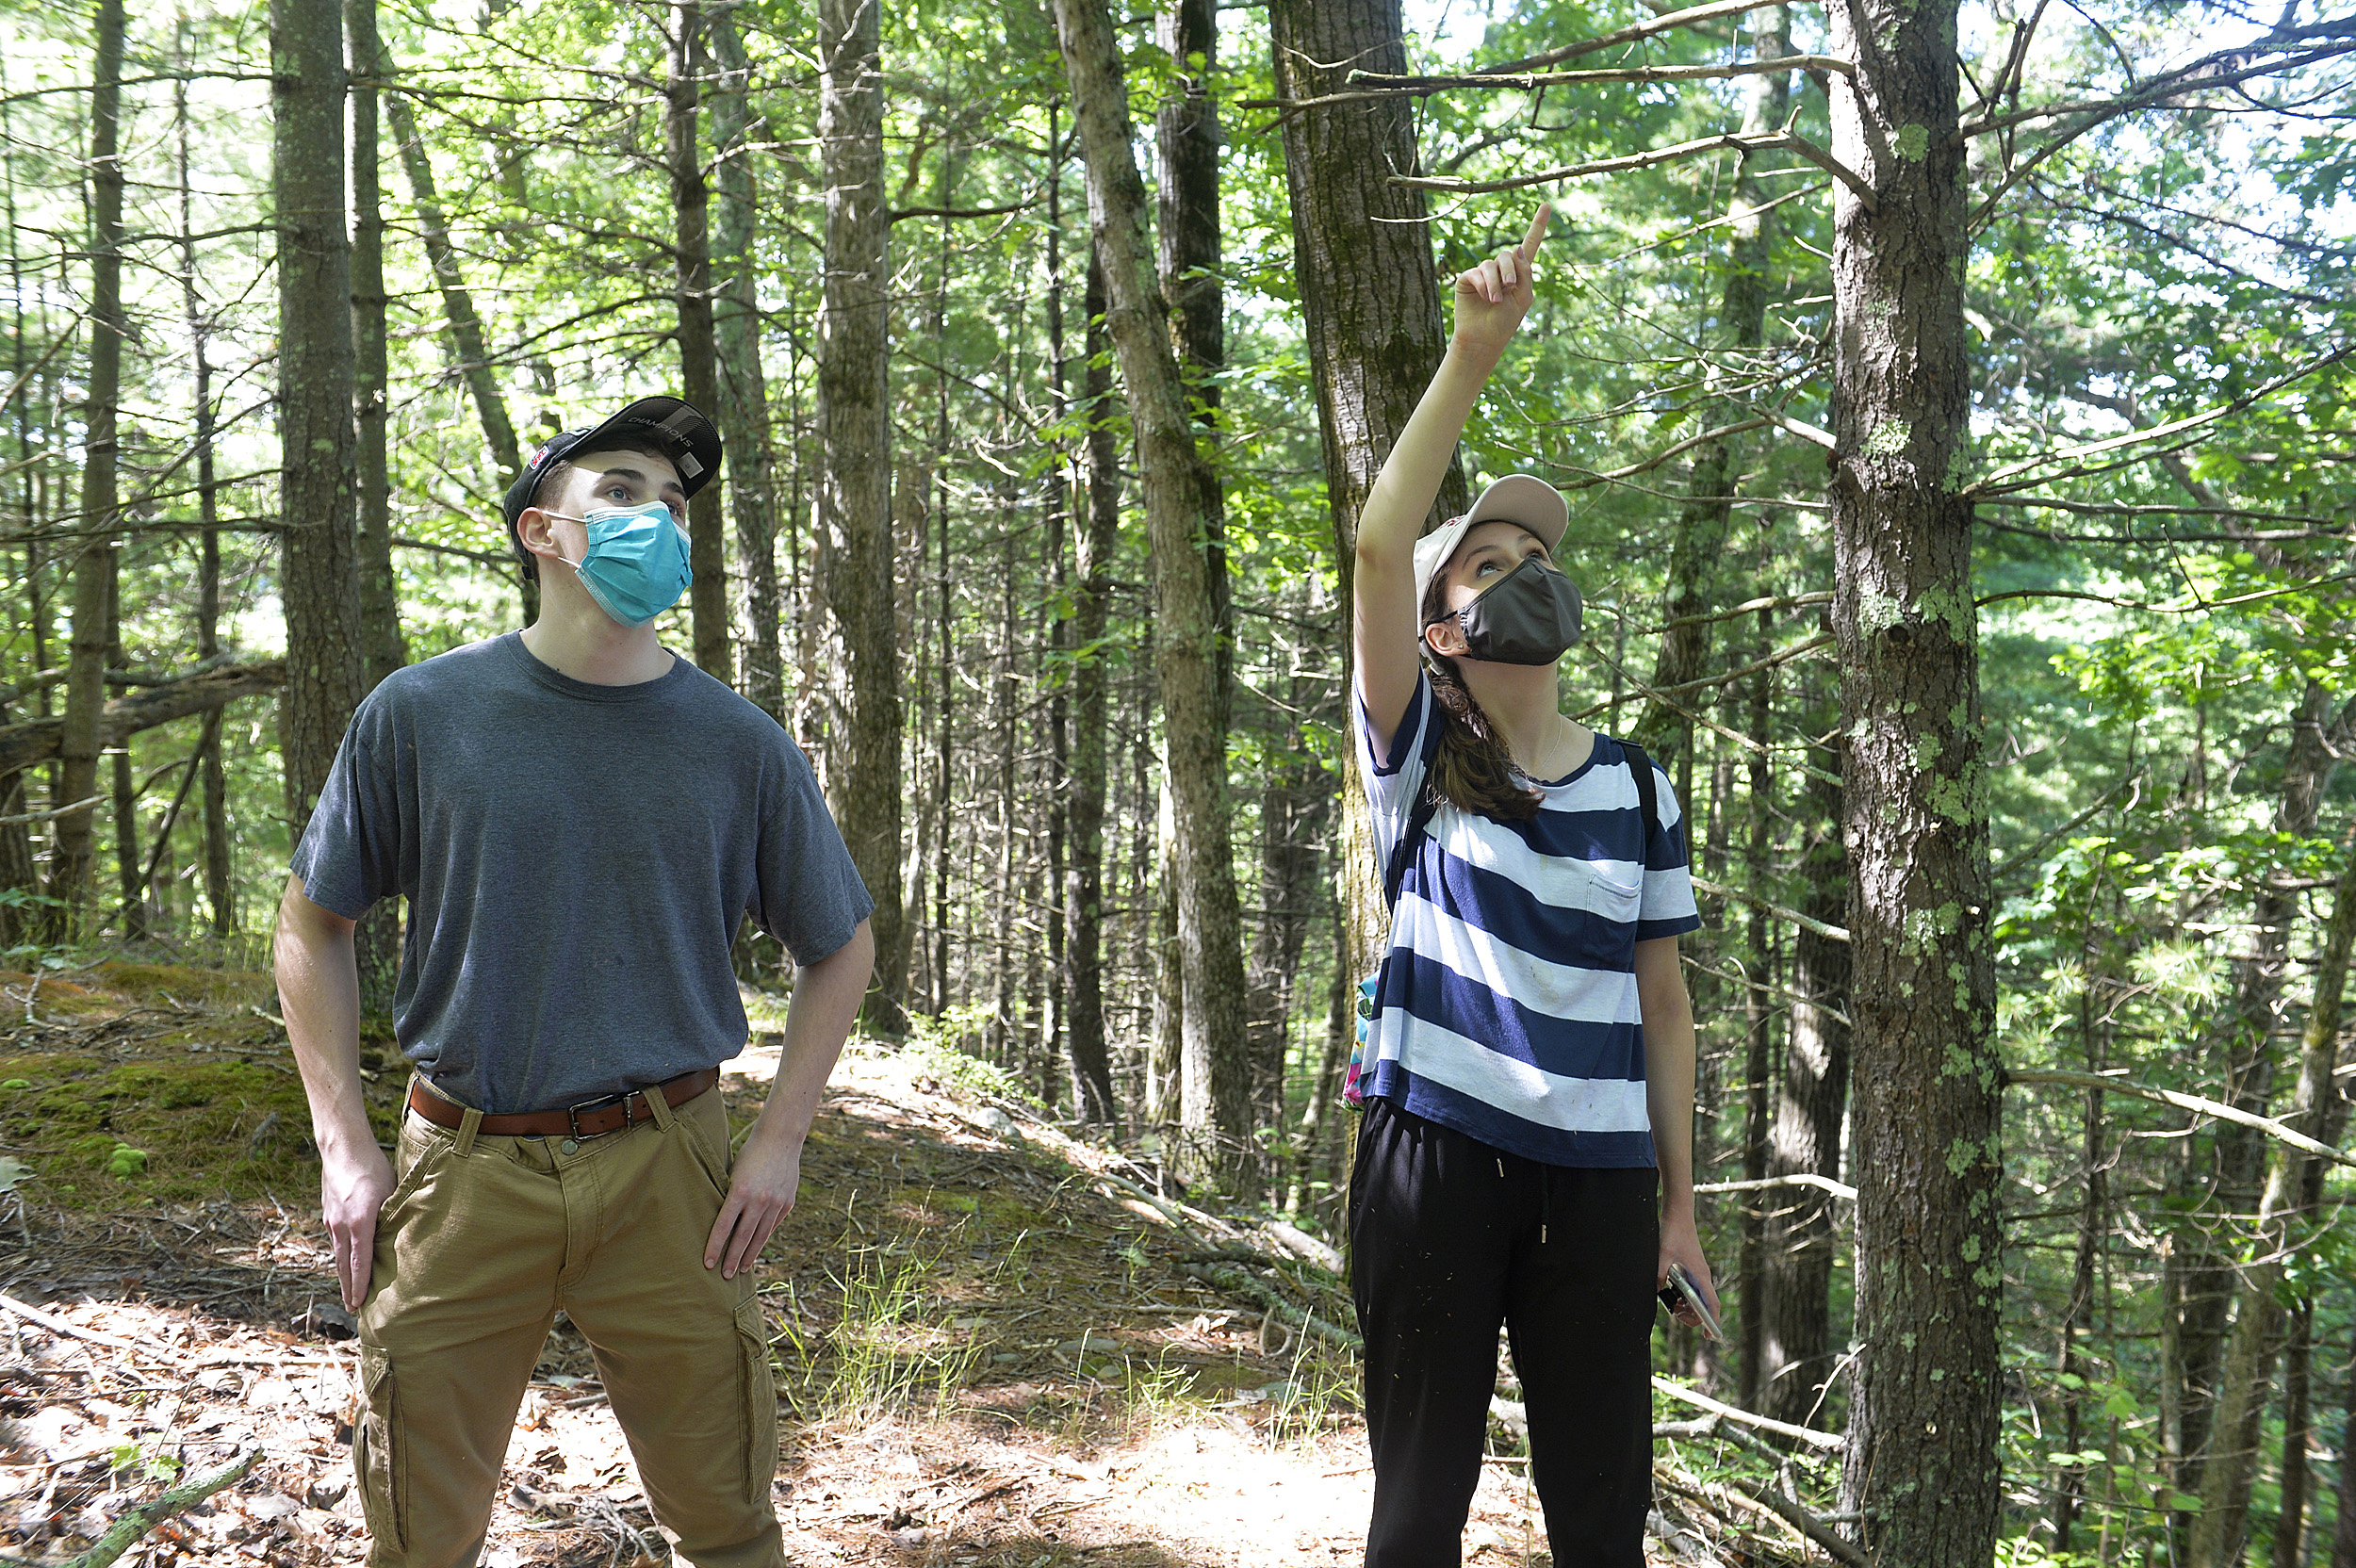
top-left (1446, 555), bottom-right (1584, 665)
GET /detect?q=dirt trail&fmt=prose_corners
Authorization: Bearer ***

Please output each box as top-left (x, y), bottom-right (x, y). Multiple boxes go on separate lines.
top-left (0, 963), bottom-right (1574, 1567)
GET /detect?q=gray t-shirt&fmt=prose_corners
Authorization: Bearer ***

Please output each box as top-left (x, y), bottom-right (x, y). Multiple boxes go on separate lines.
top-left (290, 632), bottom-right (872, 1113)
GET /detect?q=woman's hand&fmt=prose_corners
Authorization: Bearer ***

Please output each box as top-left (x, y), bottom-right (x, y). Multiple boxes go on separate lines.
top-left (1449, 203), bottom-right (1551, 368)
top-left (1658, 1210), bottom-right (1719, 1331)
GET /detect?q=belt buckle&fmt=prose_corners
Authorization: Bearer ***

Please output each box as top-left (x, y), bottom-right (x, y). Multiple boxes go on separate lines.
top-left (564, 1091), bottom-right (629, 1140)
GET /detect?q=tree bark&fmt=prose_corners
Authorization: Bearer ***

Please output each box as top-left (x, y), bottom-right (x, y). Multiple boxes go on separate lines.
top-left (2177, 681), bottom-right (2351, 1493)
top-left (384, 91), bottom-right (532, 622)
top-left (2334, 1317), bottom-right (2356, 1568)
top-left (817, 0), bottom-right (906, 1032)
top-left (1825, 0), bottom-right (2002, 1555)
top-left (45, 0), bottom-right (125, 936)
top-left (1061, 244), bottom-right (1120, 1123)
top-left (346, 0), bottom-right (407, 694)
top-left (2271, 1298), bottom-right (2315, 1568)
top-left (0, 663), bottom-right (288, 776)
top-left (343, 0), bottom-right (405, 1016)
top-left (1631, 5), bottom-right (1789, 764)
top-left (2053, 906), bottom-right (2110, 1554)
top-left (1154, 0), bottom-right (1230, 725)
top-left (708, 5), bottom-right (782, 725)
top-left (666, 0), bottom-right (730, 683)
top-left (1266, 0), bottom-right (1464, 985)
top-left (273, 0), bottom-right (366, 849)
top-left (1763, 700), bottom-right (1850, 1429)
top-left (1738, 597), bottom-right (1774, 1413)
top-left (2186, 825), bottom-right (2356, 1568)
top-left (1055, 0), bottom-right (1253, 1190)
top-left (106, 569), bottom-right (141, 939)
top-left (176, 38), bottom-right (233, 937)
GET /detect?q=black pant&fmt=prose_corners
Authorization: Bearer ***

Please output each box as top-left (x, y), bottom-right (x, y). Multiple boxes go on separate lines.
top-left (1349, 1098), bottom-right (1659, 1568)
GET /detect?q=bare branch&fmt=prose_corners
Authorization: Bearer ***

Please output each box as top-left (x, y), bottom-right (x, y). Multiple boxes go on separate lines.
top-left (1963, 342), bottom-right (2356, 498)
top-left (1478, 0), bottom-right (1809, 77)
top-left (1694, 1172), bottom-right (1859, 1200)
top-left (1238, 55), bottom-right (1847, 110)
top-left (1692, 874), bottom-right (1853, 942)
top-left (1399, 129), bottom-right (1876, 211)
top-left (2004, 1069), bottom-right (2356, 1169)
top-left (1651, 1377), bottom-right (1848, 1452)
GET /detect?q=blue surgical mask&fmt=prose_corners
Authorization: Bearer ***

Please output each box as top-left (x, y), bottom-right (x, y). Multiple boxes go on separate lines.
top-left (547, 502), bottom-right (694, 628)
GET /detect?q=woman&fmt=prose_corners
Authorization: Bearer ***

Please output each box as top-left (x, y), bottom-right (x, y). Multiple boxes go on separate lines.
top-left (1348, 203), bottom-right (1718, 1568)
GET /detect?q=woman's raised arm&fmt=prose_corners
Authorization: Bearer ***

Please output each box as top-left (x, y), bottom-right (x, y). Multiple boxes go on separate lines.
top-left (1352, 203), bottom-right (1552, 761)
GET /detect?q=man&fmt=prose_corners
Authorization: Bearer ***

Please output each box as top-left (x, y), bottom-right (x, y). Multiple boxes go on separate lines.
top-left (276, 396), bottom-right (873, 1568)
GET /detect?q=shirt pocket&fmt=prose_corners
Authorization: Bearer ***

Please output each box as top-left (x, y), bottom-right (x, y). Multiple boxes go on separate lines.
top-left (1563, 859), bottom-right (1643, 968)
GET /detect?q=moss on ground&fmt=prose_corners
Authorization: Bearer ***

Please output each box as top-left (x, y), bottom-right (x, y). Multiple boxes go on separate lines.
top-left (0, 962), bottom-right (407, 1210)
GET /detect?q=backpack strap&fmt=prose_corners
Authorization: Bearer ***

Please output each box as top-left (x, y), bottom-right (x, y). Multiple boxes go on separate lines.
top-left (1381, 784), bottom-right (1441, 911)
top-left (1621, 737), bottom-right (1659, 850)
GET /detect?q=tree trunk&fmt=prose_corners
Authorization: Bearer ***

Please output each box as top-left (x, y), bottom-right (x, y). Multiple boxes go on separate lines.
top-left (665, 0), bottom-right (730, 682)
top-left (2053, 908), bottom-right (2110, 1554)
top-left (1055, 0), bottom-right (1252, 1189)
top-left (1762, 662), bottom-right (1849, 1429)
top-left (346, 0), bottom-right (406, 694)
top-left (1249, 658), bottom-right (1334, 1130)
top-left (708, 5), bottom-right (781, 725)
top-left (1738, 599), bottom-right (1774, 1413)
top-left (45, 0), bottom-right (125, 937)
top-left (177, 41), bottom-right (233, 937)
top-left (817, 0), bottom-right (906, 1032)
top-left (2186, 825), bottom-right (2356, 1568)
top-left (1825, 0), bottom-right (2002, 1555)
top-left (2178, 681), bottom-right (2350, 1492)
top-left (2271, 1299), bottom-right (2315, 1568)
top-left (1630, 6), bottom-right (1789, 764)
top-left (1149, 0), bottom-right (1244, 1169)
top-left (1061, 244), bottom-right (1120, 1123)
top-left (1154, 0), bottom-right (1230, 726)
top-left (273, 0), bottom-right (366, 844)
top-left (2334, 1316), bottom-right (2356, 1568)
top-left (344, 0), bottom-right (404, 1015)
top-left (384, 91), bottom-right (532, 622)
top-left (106, 570), bottom-right (140, 939)
top-left (1266, 0), bottom-right (1464, 986)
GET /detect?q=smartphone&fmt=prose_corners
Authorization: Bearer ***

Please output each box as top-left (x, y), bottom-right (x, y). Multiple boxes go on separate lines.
top-left (1658, 1263), bottom-right (1725, 1343)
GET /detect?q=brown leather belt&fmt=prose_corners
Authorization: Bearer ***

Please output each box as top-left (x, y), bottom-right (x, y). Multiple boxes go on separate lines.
top-left (406, 1068), bottom-right (722, 1139)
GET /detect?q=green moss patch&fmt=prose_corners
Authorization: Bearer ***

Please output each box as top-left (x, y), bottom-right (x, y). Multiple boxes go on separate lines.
top-left (0, 1052), bottom-right (368, 1209)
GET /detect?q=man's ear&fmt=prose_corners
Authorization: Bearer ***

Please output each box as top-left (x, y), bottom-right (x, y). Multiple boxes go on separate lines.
top-left (515, 507), bottom-right (565, 565)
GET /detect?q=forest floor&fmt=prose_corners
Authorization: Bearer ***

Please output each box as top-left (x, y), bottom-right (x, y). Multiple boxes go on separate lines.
top-left (0, 958), bottom-right (1777, 1568)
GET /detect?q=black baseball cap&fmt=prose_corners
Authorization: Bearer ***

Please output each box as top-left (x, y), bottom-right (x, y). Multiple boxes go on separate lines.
top-left (502, 395), bottom-right (724, 559)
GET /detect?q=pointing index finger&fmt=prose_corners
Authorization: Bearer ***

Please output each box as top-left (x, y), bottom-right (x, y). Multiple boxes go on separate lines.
top-left (1517, 202), bottom-right (1553, 261)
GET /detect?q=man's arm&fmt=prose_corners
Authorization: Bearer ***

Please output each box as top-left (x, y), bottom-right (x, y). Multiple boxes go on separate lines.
top-left (704, 919), bottom-right (875, 1279)
top-left (1637, 935), bottom-right (1716, 1320)
top-left (275, 874), bottom-right (393, 1311)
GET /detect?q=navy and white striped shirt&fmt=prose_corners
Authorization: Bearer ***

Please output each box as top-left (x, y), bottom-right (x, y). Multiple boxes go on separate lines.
top-left (1357, 675), bottom-right (1702, 1168)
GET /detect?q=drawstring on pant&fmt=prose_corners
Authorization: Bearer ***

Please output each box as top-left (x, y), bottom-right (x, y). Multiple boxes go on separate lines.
top-left (1499, 1154), bottom-right (1550, 1244)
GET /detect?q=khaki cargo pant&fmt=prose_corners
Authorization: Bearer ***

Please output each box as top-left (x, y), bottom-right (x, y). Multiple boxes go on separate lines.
top-left (353, 1083), bottom-right (783, 1568)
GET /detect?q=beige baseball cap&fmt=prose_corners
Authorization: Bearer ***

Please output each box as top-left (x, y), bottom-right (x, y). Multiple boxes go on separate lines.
top-left (1411, 474), bottom-right (1571, 614)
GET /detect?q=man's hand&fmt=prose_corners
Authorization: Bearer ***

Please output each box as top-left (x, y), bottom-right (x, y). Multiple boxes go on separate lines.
top-left (1658, 1211), bottom-right (1718, 1331)
top-left (323, 1142), bottom-right (397, 1310)
top-left (703, 1119), bottom-right (805, 1281)
top-left (1449, 203), bottom-right (1551, 367)
top-left (702, 921), bottom-right (870, 1281)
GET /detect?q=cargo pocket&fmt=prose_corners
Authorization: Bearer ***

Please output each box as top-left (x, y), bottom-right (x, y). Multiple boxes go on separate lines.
top-left (734, 1298), bottom-right (777, 1507)
top-left (354, 1345), bottom-right (405, 1550)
